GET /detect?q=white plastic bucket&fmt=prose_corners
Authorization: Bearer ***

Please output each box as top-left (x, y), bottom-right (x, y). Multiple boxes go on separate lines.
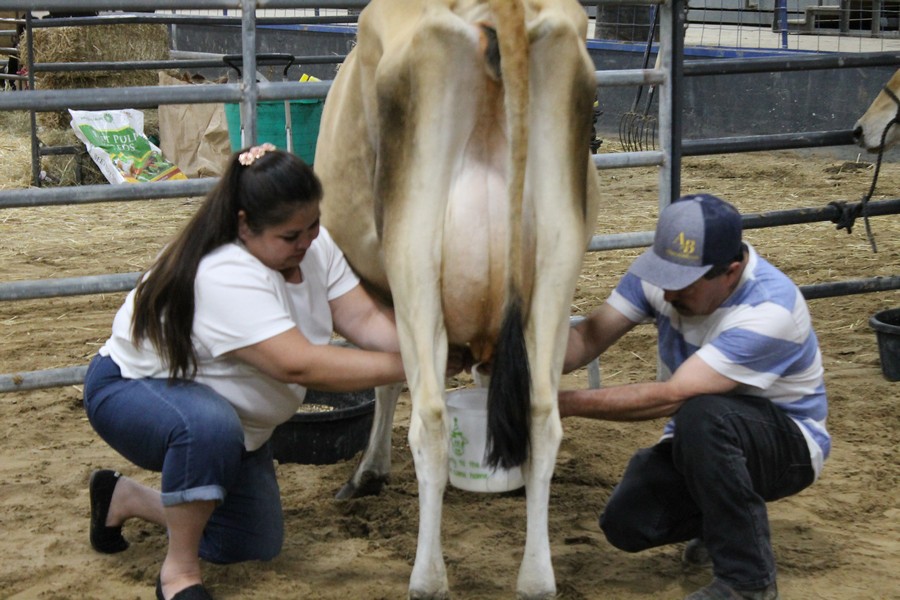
top-left (446, 388), bottom-right (525, 493)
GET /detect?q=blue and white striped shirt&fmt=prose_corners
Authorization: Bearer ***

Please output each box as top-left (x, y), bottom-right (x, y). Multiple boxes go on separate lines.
top-left (607, 244), bottom-right (830, 478)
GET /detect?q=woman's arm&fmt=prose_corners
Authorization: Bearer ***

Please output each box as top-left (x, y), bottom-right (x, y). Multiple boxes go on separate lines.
top-left (329, 284), bottom-right (472, 376)
top-left (328, 285), bottom-right (400, 352)
top-left (229, 327), bottom-right (405, 392)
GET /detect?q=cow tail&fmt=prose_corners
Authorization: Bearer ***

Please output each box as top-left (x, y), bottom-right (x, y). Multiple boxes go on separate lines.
top-left (485, 0), bottom-right (532, 471)
top-left (487, 295), bottom-right (530, 469)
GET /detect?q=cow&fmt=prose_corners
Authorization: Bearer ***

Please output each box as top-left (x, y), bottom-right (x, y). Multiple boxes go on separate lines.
top-left (314, 0), bottom-right (601, 597)
top-left (854, 68), bottom-right (900, 152)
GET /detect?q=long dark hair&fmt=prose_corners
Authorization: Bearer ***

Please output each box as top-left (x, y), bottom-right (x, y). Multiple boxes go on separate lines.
top-left (131, 148), bottom-right (323, 379)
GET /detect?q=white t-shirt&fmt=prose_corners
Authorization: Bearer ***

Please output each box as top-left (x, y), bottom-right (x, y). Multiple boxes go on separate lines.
top-left (100, 227), bottom-right (360, 450)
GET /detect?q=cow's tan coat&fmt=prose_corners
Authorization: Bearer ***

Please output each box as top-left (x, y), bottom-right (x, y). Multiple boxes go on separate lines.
top-left (315, 1), bottom-right (601, 597)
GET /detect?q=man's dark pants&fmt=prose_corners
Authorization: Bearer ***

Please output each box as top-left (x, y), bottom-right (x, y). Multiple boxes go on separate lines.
top-left (600, 394), bottom-right (815, 590)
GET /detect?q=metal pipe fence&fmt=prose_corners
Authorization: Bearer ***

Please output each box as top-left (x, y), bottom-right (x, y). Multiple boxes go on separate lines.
top-left (32, 55), bottom-right (346, 74)
top-left (1, 0), bottom-right (898, 393)
top-left (5, 198), bottom-right (900, 301)
top-left (21, 14), bottom-right (360, 27)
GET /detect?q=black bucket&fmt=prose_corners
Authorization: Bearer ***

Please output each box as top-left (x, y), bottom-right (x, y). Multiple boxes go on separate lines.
top-left (270, 388), bottom-right (375, 464)
top-left (869, 308), bottom-right (900, 382)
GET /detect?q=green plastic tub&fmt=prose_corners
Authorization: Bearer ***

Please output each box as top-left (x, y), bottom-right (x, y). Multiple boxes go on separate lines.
top-left (225, 99), bottom-right (324, 164)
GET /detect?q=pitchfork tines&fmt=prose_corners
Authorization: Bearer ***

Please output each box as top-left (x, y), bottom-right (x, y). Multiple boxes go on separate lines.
top-left (618, 5), bottom-right (659, 153)
top-left (619, 102), bottom-right (658, 153)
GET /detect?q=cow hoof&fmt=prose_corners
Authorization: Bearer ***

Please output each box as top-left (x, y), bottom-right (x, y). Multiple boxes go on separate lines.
top-left (516, 592), bottom-right (556, 600)
top-left (334, 471), bottom-right (387, 500)
top-left (408, 589), bottom-right (450, 600)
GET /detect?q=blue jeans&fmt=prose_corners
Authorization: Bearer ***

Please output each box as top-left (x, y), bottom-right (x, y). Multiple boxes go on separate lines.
top-left (83, 354), bottom-right (284, 564)
top-left (600, 394), bottom-right (815, 590)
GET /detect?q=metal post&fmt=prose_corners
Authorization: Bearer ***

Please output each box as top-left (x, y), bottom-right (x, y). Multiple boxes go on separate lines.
top-left (778, 0), bottom-right (789, 49)
top-left (839, 0), bottom-right (850, 33)
top-left (872, 0), bottom-right (883, 35)
top-left (26, 10), bottom-right (39, 187)
top-left (169, 8), bottom-right (179, 54)
top-left (241, 0), bottom-right (258, 147)
top-left (657, 0), bottom-right (672, 210)
top-left (669, 0), bottom-right (684, 204)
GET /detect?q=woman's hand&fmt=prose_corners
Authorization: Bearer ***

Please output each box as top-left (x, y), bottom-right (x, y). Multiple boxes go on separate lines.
top-left (230, 328), bottom-right (406, 392)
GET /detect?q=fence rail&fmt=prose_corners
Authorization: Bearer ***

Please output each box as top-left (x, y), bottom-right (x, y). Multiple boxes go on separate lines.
top-left (1, 0), bottom-right (898, 394)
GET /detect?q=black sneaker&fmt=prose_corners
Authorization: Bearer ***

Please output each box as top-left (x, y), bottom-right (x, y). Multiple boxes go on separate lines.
top-left (685, 578), bottom-right (779, 600)
top-left (682, 537), bottom-right (712, 568)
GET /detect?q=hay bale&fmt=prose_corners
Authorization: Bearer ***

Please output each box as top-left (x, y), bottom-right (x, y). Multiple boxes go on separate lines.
top-left (21, 23), bottom-right (169, 129)
top-left (38, 128), bottom-right (106, 187)
top-left (0, 110), bottom-right (102, 188)
top-left (0, 110), bottom-right (34, 189)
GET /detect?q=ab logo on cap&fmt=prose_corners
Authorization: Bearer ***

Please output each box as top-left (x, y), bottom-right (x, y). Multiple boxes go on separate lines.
top-left (666, 231), bottom-right (697, 261)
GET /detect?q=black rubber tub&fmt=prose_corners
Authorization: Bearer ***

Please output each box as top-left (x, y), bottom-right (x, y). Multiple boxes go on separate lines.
top-left (270, 388), bottom-right (375, 464)
top-left (870, 308), bottom-right (900, 382)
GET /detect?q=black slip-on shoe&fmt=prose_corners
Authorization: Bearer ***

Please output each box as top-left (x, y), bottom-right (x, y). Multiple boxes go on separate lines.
top-left (89, 469), bottom-right (129, 554)
top-left (157, 577), bottom-right (214, 600)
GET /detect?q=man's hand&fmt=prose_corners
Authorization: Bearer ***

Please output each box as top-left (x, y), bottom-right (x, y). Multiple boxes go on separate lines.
top-left (565, 303), bottom-right (639, 373)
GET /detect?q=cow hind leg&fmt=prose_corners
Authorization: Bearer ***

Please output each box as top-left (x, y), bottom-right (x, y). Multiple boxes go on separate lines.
top-left (516, 8), bottom-right (601, 600)
top-left (373, 10), bottom-right (497, 600)
top-left (406, 361), bottom-right (451, 600)
top-left (335, 383), bottom-right (403, 500)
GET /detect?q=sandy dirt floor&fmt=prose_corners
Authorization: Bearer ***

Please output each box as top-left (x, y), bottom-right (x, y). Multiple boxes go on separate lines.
top-left (1, 128), bottom-right (898, 599)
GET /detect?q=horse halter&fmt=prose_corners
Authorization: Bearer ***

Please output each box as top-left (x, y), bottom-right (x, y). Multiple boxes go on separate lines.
top-left (857, 84), bottom-right (900, 253)
top-left (881, 84), bottom-right (900, 121)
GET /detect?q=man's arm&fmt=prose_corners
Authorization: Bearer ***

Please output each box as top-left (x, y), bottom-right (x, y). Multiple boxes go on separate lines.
top-left (564, 302), bottom-right (639, 373)
top-left (559, 353), bottom-right (740, 421)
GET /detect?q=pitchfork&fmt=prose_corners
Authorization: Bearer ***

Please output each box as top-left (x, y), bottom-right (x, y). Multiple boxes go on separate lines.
top-left (618, 6), bottom-right (660, 152)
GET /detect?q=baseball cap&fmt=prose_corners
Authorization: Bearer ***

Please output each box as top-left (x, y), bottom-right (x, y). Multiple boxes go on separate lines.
top-left (628, 194), bottom-right (743, 291)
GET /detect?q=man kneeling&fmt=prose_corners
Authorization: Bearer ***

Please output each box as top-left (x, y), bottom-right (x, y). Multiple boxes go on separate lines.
top-left (560, 194), bottom-right (830, 600)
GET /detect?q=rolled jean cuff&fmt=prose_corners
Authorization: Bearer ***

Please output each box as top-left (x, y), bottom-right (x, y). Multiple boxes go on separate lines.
top-left (161, 484), bottom-right (226, 507)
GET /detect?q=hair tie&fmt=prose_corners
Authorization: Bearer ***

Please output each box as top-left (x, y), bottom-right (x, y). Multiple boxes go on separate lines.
top-left (238, 143), bottom-right (277, 166)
